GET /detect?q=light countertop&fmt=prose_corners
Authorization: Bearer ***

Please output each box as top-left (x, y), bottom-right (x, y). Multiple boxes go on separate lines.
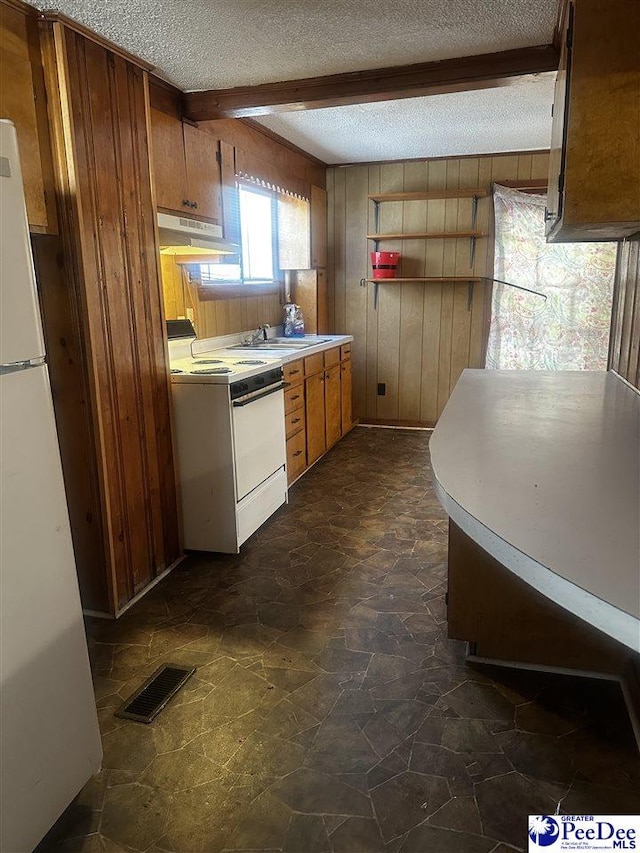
top-left (213, 334), bottom-right (353, 364)
top-left (430, 369), bottom-right (640, 652)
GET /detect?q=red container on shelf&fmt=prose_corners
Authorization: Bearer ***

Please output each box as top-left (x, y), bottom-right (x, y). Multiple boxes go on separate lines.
top-left (371, 251), bottom-right (400, 279)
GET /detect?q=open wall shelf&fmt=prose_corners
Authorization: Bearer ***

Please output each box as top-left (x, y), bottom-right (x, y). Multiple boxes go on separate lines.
top-left (365, 186), bottom-right (490, 311)
top-left (364, 277), bottom-right (482, 283)
top-left (367, 231), bottom-right (485, 240)
top-left (368, 188), bottom-right (488, 202)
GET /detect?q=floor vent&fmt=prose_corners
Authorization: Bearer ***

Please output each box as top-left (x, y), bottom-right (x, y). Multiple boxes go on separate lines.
top-left (115, 664), bottom-right (196, 723)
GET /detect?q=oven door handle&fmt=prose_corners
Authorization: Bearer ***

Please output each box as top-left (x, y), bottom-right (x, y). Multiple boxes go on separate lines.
top-left (232, 382), bottom-right (286, 407)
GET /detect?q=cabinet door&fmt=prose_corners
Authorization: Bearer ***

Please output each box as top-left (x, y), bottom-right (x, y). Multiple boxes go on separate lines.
top-left (546, 0), bottom-right (640, 241)
top-left (286, 428), bottom-right (306, 484)
top-left (0, 5), bottom-right (52, 230)
top-left (305, 372), bottom-right (326, 466)
top-left (150, 108), bottom-right (188, 213)
top-left (310, 185), bottom-right (327, 267)
top-left (183, 122), bottom-right (222, 223)
top-left (325, 365), bottom-right (341, 448)
top-left (341, 358), bottom-right (352, 436)
top-left (219, 139), bottom-right (239, 242)
top-left (545, 4), bottom-right (572, 236)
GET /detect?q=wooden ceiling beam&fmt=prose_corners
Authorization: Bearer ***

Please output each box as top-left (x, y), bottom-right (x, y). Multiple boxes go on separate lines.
top-left (183, 44), bottom-right (559, 121)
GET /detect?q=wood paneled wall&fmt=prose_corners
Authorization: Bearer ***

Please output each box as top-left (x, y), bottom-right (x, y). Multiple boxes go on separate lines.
top-left (160, 255), bottom-right (283, 337)
top-left (609, 234), bottom-right (640, 389)
top-left (40, 23), bottom-right (180, 613)
top-left (327, 151), bottom-right (549, 425)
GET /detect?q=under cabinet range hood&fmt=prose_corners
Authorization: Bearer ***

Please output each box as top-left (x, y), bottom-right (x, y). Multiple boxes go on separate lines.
top-left (157, 212), bottom-right (239, 257)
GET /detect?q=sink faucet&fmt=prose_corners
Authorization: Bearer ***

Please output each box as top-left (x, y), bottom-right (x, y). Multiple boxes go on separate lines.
top-left (244, 324), bottom-right (270, 345)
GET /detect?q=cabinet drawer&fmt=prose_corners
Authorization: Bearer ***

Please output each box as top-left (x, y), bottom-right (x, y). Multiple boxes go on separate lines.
top-left (304, 352), bottom-right (324, 377)
top-left (286, 429), bottom-right (307, 484)
top-left (285, 408), bottom-right (305, 439)
top-left (324, 346), bottom-right (340, 368)
top-left (285, 384), bottom-right (304, 414)
top-left (340, 343), bottom-right (352, 361)
top-left (284, 360), bottom-right (304, 383)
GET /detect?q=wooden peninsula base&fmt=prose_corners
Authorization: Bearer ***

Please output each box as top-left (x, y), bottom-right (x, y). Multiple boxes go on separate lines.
top-left (447, 520), bottom-right (640, 747)
top-left (430, 371), bottom-right (640, 749)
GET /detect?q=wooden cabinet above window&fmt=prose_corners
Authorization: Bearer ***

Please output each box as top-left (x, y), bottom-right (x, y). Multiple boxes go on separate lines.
top-left (546, 0), bottom-right (640, 242)
top-left (150, 107), bottom-right (222, 223)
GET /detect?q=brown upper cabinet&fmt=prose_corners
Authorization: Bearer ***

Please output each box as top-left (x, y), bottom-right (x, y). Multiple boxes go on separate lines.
top-left (546, 0), bottom-right (640, 242)
top-left (150, 107), bottom-right (222, 223)
top-left (0, 0), bottom-right (56, 232)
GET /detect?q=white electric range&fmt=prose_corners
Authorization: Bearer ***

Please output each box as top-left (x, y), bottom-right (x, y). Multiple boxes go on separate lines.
top-left (167, 337), bottom-right (288, 553)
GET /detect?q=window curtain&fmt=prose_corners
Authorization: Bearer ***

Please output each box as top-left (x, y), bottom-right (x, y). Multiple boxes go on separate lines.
top-left (486, 185), bottom-right (616, 370)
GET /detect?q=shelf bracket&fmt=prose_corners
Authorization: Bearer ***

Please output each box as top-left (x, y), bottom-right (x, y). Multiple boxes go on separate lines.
top-left (471, 194), bottom-right (479, 229)
top-left (469, 235), bottom-right (477, 269)
top-left (467, 281), bottom-right (474, 312)
top-left (373, 200), bottom-right (380, 247)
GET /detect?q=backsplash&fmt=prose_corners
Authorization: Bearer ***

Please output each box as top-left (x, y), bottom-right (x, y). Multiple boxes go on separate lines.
top-left (160, 255), bottom-right (284, 338)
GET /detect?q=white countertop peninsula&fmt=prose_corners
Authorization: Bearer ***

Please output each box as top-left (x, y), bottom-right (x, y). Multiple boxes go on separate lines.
top-left (430, 370), bottom-right (640, 653)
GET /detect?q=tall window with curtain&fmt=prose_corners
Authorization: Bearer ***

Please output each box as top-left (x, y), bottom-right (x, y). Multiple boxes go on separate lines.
top-left (486, 185), bottom-right (616, 370)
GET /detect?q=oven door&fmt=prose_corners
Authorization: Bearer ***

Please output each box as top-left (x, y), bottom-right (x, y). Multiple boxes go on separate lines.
top-left (231, 382), bottom-right (286, 501)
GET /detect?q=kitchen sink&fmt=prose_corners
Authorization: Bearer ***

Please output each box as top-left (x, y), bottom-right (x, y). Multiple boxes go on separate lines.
top-left (229, 342), bottom-right (311, 350)
top-left (229, 337), bottom-right (333, 351)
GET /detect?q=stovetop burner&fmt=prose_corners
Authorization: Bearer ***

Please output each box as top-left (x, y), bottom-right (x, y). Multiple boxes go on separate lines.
top-left (235, 359), bottom-right (267, 365)
top-left (191, 367), bottom-right (233, 375)
top-left (194, 358), bottom-right (224, 364)
top-left (171, 368), bottom-right (184, 374)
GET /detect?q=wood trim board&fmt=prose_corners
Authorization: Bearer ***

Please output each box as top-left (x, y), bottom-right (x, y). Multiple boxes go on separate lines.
top-left (183, 45), bottom-right (559, 119)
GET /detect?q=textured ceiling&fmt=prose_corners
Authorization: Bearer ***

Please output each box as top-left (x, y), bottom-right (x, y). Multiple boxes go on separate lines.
top-left (253, 73), bottom-right (556, 164)
top-left (34, 0), bottom-right (558, 91)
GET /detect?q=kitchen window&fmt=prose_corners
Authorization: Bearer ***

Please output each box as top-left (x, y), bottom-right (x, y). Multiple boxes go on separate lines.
top-left (199, 182), bottom-right (309, 295)
top-left (200, 183), bottom-right (278, 292)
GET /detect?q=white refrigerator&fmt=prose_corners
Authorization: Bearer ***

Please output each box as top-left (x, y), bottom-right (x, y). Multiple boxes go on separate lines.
top-left (0, 120), bottom-right (102, 851)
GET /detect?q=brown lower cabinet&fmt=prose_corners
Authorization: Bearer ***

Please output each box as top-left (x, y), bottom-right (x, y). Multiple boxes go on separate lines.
top-left (325, 365), bottom-right (341, 448)
top-left (285, 344), bottom-right (353, 486)
top-left (341, 358), bottom-right (353, 434)
top-left (286, 428), bottom-right (307, 483)
top-left (305, 372), bottom-right (326, 467)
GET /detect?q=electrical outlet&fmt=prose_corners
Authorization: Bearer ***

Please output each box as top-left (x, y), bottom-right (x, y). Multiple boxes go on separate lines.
top-left (377, 382), bottom-right (386, 396)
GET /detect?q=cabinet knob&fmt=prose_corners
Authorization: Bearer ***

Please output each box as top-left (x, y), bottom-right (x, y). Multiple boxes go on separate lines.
top-left (182, 200), bottom-right (190, 207)
top-left (192, 202), bottom-right (198, 209)
top-left (292, 418), bottom-right (301, 424)
top-left (293, 450), bottom-right (303, 457)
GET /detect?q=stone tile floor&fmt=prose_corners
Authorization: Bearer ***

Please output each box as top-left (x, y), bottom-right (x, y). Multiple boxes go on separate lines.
top-left (39, 427), bottom-right (640, 852)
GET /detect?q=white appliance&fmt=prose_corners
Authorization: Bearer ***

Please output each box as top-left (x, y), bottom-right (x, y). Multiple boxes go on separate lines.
top-left (168, 337), bottom-right (287, 552)
top-left (0, 120), bottom-right (102, 852)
